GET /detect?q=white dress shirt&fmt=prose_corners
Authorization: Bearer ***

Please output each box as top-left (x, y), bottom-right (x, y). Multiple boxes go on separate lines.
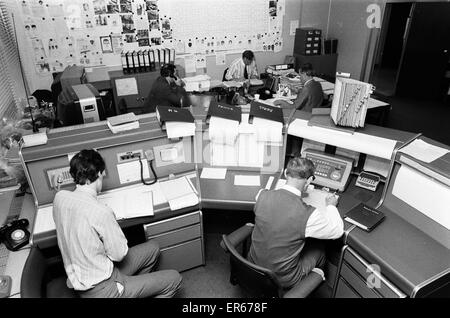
top-left (225, 57), bottom-right (258, 80)
top-left (256, 184), bottom-right (344, 239)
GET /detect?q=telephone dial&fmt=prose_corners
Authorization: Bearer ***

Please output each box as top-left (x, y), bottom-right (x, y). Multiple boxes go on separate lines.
top-left (0, 218), bottom-right (30, 251)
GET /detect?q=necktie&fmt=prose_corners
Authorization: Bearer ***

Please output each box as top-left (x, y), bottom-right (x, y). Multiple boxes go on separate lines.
top-left (244, 65), bottom-right (248, 79)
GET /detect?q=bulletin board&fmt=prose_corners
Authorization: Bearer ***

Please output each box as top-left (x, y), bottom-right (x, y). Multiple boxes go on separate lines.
top-left (13, 0), bottom-right (285, 91)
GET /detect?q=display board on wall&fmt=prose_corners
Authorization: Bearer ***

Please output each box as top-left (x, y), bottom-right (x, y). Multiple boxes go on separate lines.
top-left (14, 0), bottom-right (285, 91)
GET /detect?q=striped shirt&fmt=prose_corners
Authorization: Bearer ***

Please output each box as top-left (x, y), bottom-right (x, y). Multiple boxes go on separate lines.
top-left (53, 186), bottom-right (128, 291)
top-left (225, 57), bottom-right (259, 81)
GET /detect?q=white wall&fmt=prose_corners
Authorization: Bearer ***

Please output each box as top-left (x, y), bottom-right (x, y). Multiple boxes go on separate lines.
top-left (176, 0), bottom-right (302, 81)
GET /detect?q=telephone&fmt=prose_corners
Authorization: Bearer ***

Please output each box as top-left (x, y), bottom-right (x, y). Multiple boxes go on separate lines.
top-left (0, 218), bottom-right (30, 251)
top-left (302, 149), bottom-right (354, 192)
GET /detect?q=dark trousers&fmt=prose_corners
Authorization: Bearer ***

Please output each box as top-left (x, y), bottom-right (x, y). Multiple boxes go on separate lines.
top-left (79, 240), bottom-right (182, 298)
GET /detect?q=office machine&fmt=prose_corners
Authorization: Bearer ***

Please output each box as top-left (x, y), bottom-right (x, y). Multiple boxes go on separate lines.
top-left (59, 65), bottom-right (86, 91)
top-left (302, 149), bottom-right (353, 192)
top-left (355, 171), bottom-right (381, 191)
top-left (20, 114), bottom-right (204, 272)
top-left (57, 83), bottom-right (105, 126)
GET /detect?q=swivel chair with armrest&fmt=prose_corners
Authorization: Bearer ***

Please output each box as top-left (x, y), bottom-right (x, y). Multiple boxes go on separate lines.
top-left (221, 224), bottom-right (324, 298)
top-left (21, 246), bottom-right (78, 298)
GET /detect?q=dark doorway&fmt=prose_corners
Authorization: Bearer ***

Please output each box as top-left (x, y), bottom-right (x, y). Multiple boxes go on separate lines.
top-left (371, 2), bottom-right (413, 97)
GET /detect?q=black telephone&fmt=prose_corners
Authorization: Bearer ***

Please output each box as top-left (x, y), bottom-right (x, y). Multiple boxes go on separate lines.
top-left (0, 218), bottom-right (30, 251)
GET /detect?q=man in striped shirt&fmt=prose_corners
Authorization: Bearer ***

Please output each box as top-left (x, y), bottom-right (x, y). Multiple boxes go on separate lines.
top-left (225, 50), bottom-right (259, 81)
top-left (53, 149), bottom-right (182, 298)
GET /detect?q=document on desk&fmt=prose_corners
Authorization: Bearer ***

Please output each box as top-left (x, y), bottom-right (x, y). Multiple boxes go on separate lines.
top-left (165, 121), bottom-right (196, 139)
top-left (159, 176), bottom-right (199, 211)
top-left (117, 159), bottom-right (150, 184)
top-left (200, 167), bottom-right (227, 179)
top-left (99, 187), bottom-right (154, 220)
top-left (234, 175), bottom-right (261, 186)
top-left (34, 206), bottom-right (56, 234)
top-left (399, 139), bottom-right (449, 163)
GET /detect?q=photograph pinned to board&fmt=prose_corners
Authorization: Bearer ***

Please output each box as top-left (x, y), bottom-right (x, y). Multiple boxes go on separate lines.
top-left (269, 0), bottom-right (278, 16)
top-left (125, 34), bottom-right (137, 43)
top-left (93, 0), bottom-right (108, 14)
top-left (147, 4), bottom-right (159, 20)
top-left (135, 0), bottom-right (146, 16)
top-left (100, 36), bottom-right (113, 53)
top-left (161, 18), bottom-right (172, 39)
top-left (215, 52), bottom-right (226, 65)
top-left (111, 34), bottom-right (125, 53)
top-left (106, 0), bottom-right (120, 13)
top-left (106, 14), bottom-right (121, 28)
top-left (149, 19), bottom-right (159, 30)
top-left (151, 37), bottom-right (161, 46)
top-left (121, 14), bottom-right (135, 33)
top-left (120, 0), bottom-right (132, 13)
top-left (175, 40), bottom-right (185, 54)
top-left (35, 59), bottom-right (51, 75)
top-left (95, 15), bottom-right (109, 26)
top-left (196, 54), bottom-right (207, 69)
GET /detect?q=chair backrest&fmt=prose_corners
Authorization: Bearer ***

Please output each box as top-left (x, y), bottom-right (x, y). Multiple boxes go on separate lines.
top-left (221, 234), bottom-right (282, 298)
top-left (222, 68), bottom-right (229, 82)
top-left (20, 247), bottom-right (48, 298)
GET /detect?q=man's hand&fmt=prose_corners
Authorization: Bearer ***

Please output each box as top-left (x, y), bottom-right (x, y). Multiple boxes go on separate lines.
top-left (174, 77), bottom-right (184, 87)
top-left (325, 194), bottom-right (339, 207)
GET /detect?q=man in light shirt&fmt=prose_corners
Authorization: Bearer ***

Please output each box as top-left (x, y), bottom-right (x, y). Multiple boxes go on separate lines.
top-left (225, 50), bottom-right (259, 81)
top-left (53, 149), bottom-right (182, 298)
top-left (248, 157), bottom-right (343, 294)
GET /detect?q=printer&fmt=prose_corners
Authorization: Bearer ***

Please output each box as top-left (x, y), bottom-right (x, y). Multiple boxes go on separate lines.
top-left (57, 83), bottom-right (105, 126)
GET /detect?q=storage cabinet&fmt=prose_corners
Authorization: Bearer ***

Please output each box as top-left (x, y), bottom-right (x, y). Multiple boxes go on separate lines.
top-left (110, 70), bottom-right (159, 115)
top-left (143, 211), bottom-right (204, 272)
top-left (334, 247), bottom-right (406, 298)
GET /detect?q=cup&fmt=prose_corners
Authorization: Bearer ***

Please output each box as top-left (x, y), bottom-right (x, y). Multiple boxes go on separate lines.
top-left (254, 94), bottom-right (260, 100)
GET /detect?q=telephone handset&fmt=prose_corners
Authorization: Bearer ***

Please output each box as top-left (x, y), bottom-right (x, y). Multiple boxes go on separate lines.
top-left (302, 149), bottom-right (354, 192)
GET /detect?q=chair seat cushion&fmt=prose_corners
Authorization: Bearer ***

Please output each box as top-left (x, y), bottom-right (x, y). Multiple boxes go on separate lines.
top-left (46, 277), bottom-right (79, 298)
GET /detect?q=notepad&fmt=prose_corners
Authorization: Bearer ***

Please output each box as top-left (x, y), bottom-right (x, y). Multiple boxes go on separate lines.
top-left (200, 167), bottom-right (227, 179)
top-left (159, 176), bottom-right (199, 211)
top-left (234, 175), bottom-right (260, 186)
top-left (99, 187), bottom-right (154, 220)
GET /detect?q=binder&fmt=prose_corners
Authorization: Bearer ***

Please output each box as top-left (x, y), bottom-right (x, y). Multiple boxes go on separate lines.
top-left (155, 49), bottom-right (161, 68)
top-left (344, 203), bottom-right (385, 232)
top-left (142, 49), bottom-right (150, 71)
top-left (132, 51), bottom-right (139, 73)
top-left (206, 101), bottom-right (241, 124)
top-left (137, 50), bottom-right (143, 72)
top-left (248, 101), bottom-right (284, 125)
top-left (149, 50), bottom-right (156, 70)
top-left (156, 105), bottom-right (195, 129)
top-left (125, 52), bottom-right (133, 73)
top-left (160, 49), bottom-right (166, 65)
top-left (121, 52), bottom-right (129, 74)
top-left (165, 48), bottom-right (170, 64)
top-left (169, 48), bottom-right (175, 64)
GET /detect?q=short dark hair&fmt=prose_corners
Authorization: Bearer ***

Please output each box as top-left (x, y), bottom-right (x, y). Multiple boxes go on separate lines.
top-left (160, 63), bottom-right (176, 77)
top-left (242, 50), bottom-right (254, 61)
top-left (286, 157), bottom-right (315, 180)
top-left (69, 149), bottom-right (105, 185)
top-left (299, 63), bottom-right (314, 77)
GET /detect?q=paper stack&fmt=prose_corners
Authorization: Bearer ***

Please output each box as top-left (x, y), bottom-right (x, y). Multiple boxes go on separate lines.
top-left (159, 176), bottom-right (199, 211)
top-left (182, 74), bottom-right (211, 92)
top-left (98, 187), bottom-right (154, 219)
top-left (209, 116), bottom-right (240, 146)
top-left (107, 112), bottom-right (139, 134)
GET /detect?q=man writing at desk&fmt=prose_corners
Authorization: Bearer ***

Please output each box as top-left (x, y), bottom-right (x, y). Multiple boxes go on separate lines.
top-left (274, 63), bottom-right (324, 112)
top-left (225, 50), bottom-right (259, 81)
top-left (248, 157), bottom-right (343, 296)
top-left (53, 149), bottom-right (182, 298)
top-left (143, 63), bottom-right (188, 113)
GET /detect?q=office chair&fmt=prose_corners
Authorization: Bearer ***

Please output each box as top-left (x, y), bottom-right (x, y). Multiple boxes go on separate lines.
top-left (221, 224), bottom-right (324, 298)
top-left (21, 246), bottom-right (78, 298)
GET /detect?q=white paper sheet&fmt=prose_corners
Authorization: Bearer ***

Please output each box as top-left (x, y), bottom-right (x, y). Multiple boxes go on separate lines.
top-left (234, 175), bottom-right (261, 186)
top-left (392, 165), bottom-right (450, 230)
top-left (99, 187), bottom-right (154, 219)
top-left (288, 119), bottom-right (397, 160)
top-left (399, 139), bottom-right (449, 163)
top-left (200, 167), bottom-right (227, 179)
top-left (165, 121), bottom-right (196, 139)
top-left (34, 206), bottom-right (55, 234)
top-left (265, 176), bottom-right (274, 190)
top-left (117, 159), bottom-right (150, 184)
top-left (289, 20), bottom-right (299, 36)
top-left (184, 55), bottom-right (196, 73)
top-left (115, 78), bottom-right (138, 96)
top-left (209, 116), bottom-right (239, 146)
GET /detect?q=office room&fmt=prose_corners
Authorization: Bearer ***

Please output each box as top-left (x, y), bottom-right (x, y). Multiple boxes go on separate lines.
top-left (0, 0), bottom-right (449, 305)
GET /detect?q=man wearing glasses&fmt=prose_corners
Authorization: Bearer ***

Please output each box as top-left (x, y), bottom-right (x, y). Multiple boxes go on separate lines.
top-left (248, 157), bottom-right (343, 295)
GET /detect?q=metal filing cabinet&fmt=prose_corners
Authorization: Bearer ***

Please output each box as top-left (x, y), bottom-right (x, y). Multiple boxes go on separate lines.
top-left (334, 247), bottom-right (406, 298)
top-left (143, 211), bottom-right (204, 272)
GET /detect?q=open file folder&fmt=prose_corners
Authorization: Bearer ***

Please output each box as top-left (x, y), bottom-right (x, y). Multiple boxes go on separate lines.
top-left (159, 176), bottom-right (199, 211)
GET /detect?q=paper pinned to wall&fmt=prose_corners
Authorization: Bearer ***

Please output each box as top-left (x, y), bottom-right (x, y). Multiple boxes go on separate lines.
top-left (290, 20), bottom-right (299, 36)
top-left (184, 55), bottom-right (196, 74)
top-left (196, 54), bottom-right (207, 69)
top-left (216, 52), bottom-right (226, 65)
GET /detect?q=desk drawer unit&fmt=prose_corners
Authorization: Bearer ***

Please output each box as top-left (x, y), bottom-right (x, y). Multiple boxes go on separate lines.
top-left (335, 247), bottom-right (406, 298)
top-left (143, 211), bottom-right (204, 272)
